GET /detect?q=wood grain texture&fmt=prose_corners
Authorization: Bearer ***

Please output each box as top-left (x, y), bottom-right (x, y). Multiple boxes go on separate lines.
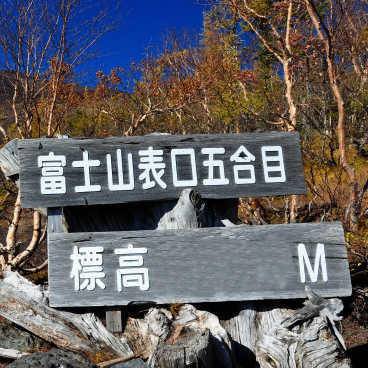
top-left (48, 222), bottom-right (351, 307)
top-left (18, 132), bottom-right (305, 208)
top-left (0, 270), bottom-right (133, 361)
top-left (106, 310), bottom-right (123, 333)
top-left (47, 208), bottom-right (64, 233)
top-left (0, 138), bottom-right (19, 178)
top-left (221, 303), bottom-right (351, 368)
top-left (152, 329), bottom-right (216, 368)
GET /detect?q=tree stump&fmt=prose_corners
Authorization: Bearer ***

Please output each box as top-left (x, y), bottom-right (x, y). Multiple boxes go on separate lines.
top-left (153, 329), bottom-right (215, 368)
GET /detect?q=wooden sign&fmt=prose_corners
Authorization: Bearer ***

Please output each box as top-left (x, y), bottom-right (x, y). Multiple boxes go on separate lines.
top-left (48, 222), bottom-right (351, 307)
top-left (18, 132), bottom-right (305, 208)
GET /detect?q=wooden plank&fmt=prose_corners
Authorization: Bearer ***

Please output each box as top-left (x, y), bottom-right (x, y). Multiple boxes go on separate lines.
top-left (18, 132), bottom-right (305, 208)
top-left (0, 138), bottom-right (19, 178)
top-left (47, 222), bottom-right (351, 308)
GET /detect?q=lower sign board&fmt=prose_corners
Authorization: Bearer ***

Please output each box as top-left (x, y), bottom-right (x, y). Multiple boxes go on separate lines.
top-left (48, 222), bottom-right (351, 307)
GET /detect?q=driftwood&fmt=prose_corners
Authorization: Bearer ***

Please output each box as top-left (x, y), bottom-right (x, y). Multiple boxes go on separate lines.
top-left (0, 270), bottom-right (133, 363)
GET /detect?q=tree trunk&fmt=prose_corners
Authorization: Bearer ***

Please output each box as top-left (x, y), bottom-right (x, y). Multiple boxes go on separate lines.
top-left (305, 0), bottom-right (358, 229)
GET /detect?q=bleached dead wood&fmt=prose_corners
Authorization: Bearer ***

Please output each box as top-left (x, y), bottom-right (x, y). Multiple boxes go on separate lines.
top-left (124, 304), bottom-right (233, 368)
top-left (157, 304), bottom-right (233, 368)
top-left (222, 296), bottom-right (351, 368)
top-left (153, 329), bottom-right (215, 368)
top-left (0, 138), bottom-right (19, 179)
top-left (281, 285), bottom-right (346, 350)
top-left (0, 270), bottom-right (133, 362)
top-left (124, 308), bottom-right (173, 361)
top-left (0, 348), bottom-right (30, 360)
top-left (157, 189), bottom-right (200, 230)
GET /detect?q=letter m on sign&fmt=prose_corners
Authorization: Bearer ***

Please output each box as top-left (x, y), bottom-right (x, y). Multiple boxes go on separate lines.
top-left (298, 243), bottom-right (328, 283)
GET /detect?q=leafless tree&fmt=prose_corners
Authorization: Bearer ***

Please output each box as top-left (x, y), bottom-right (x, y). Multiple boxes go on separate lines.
top-left (0, 0), bottom-right (118, 273)
top-left (0, 0), bottom-right (117, 140)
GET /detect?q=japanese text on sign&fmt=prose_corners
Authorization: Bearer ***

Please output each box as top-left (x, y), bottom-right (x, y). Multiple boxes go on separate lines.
top-left (38, 145), bottom-right (286, 194)
top-left (68, 242), bottom-right (329, 293)
top-left (70, 243), bottom-right (150, 292)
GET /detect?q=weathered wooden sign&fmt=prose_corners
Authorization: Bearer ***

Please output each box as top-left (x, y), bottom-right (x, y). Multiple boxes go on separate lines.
top-left (48, 222), bottom-right (351, 307)
top-left (18, 132), bottom-right (305, 208)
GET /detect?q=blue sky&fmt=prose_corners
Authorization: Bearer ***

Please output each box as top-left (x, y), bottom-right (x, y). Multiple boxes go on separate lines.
top-left (82, 1), bottom-right (207, 83)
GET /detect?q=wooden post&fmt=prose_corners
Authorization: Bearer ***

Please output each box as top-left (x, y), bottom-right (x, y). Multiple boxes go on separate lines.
top-left (106, 310), bottom-right (123, 334)
top-left (47, 208), bottom-right (63, 234)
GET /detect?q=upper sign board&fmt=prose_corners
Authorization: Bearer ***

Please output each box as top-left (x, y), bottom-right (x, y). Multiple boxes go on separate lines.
top-left (48, 222), bottom-right (351, 307)
top-left (18, 132), bottom-right (305, 208)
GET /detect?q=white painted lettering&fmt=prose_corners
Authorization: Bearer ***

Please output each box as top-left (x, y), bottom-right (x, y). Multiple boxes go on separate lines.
top-left (72, 151), bottom-right (101, 192)
top-left (115, 244), bottom-right (149, 291)
top-left (230, 145), bottom-right (256, 184)
top-left (138, 147), bottom-right (166, 189)
top-left (38, 152), bottom-right (66, 194)
top-left (298, 243), bottom-right (328, 283)
top-left (171, 148), bottom-right (197, 187)
top-left (261, 146), bottom-right (286, 183)
top-left (201, 147), bottom-right (229, 185)
top-left (106, 149), bottom-right (134, 191)
top-left (70, 246), bottom-right (106, 291)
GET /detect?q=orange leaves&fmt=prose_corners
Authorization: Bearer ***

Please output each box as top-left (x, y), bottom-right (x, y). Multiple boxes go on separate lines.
top-left (289, 31), bottom-right (304, 47)
top-left (94, 69), bottom-right (123, 100)
top-left (272, 1), bottom-right (289, 9)
top-left (234, 69), bottom-right (260, 86)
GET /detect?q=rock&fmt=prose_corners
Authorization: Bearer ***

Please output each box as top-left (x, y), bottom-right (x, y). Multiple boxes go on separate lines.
top-left (110, 358), bottom-right (148, 367)
top-left (6, 349), bottom-right (97, 368)
top-left (0, 320), bottom-right (51, 353)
